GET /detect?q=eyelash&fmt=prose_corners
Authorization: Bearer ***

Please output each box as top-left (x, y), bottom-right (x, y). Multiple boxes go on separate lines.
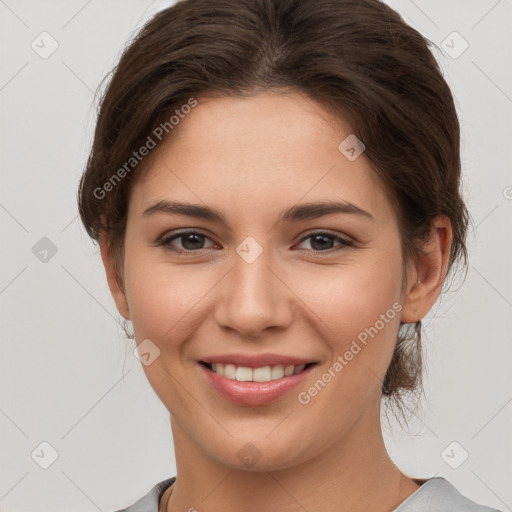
top-left (156, 229), bottom-right (354, 254)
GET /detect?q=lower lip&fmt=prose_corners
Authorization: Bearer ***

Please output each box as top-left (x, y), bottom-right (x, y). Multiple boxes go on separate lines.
top-left (200, 364), bottom-right (314, 406)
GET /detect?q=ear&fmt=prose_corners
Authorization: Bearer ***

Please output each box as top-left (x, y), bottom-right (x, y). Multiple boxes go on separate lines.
top-left (98, 230), bottom-right (131, 320)
top-left (400, 215), bottom-right (453, 323)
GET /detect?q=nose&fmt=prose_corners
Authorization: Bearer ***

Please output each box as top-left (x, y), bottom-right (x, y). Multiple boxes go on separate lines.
top-left (214, 246), bottom-right (293, 338)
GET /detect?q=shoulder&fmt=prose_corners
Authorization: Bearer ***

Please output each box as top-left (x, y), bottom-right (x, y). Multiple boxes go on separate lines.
top-left (112, 477), bottom-right (176, 512)
top-left (394, 477), bottom-right (503, 512)
top-left (110, 476), bottom-right (503, 512)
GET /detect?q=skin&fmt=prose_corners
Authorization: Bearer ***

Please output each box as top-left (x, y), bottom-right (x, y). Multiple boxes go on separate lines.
top-left (99, 92), bottom-right (452, 512)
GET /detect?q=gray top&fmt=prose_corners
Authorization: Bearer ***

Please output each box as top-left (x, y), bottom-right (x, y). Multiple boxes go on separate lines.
top-left (114, 476), bottom-right (502, 512)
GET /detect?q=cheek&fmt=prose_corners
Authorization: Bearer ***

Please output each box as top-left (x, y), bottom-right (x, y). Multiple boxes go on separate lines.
top-left (121, 230), bottom-right (241, 359)
top-left (297, 253), bottom-right (403, 339)
top-left (124, 256), bottom-right (216, 343)
top-left (294, 248), bottom-right (404, 384)
top-left (291, 263), bottom-right (404, 427)
top-left (122, 250), bottom-right (219, 408)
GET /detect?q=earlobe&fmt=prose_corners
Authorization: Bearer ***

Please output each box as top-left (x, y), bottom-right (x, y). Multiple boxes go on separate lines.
top-left (98, 230), bottom-right (131, 320)
top-left (400, 216), bottom-right (453, 324)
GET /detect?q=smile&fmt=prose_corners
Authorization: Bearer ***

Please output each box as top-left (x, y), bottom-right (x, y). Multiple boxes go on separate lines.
top-left (201, 362), bottom-right (314, 382)
top-left (198, 357), bottom-right (318, 406)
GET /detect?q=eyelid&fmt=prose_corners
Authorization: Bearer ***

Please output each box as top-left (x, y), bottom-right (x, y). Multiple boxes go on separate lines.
top-left (294, 229), bottom-right (354, 251)
top-left (298, 228), bottom-right (353, 243)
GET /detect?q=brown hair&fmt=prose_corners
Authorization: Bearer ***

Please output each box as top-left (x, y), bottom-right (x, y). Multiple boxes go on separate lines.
top-left (78, 0), bottom-right (470, 416)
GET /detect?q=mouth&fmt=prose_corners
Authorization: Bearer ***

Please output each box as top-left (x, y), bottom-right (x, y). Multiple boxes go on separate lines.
top-left (199, 361), bottom-right (316, 382)
top-left (198, 357), bottom-right (318, 406)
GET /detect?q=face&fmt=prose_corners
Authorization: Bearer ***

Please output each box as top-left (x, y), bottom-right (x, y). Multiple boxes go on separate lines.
top-left (106, 92), bottom-right (419, 470)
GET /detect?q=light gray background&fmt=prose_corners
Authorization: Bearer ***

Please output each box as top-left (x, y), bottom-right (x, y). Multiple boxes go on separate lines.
top-left (0, 1), bottom-right (511, 511)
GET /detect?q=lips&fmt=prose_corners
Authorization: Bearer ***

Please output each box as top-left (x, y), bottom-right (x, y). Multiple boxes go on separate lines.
top-left (198, 353), bottom-right (317, 406)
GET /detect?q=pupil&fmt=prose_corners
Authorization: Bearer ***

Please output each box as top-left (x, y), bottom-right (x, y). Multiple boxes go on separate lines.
top-left (182, 233), bottom-right (204, 250)
top-left (311, 234), bottom-right (333, 251)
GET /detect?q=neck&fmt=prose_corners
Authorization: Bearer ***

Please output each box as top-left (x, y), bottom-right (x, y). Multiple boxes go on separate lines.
top-left (163, 400), bottom-right (420, 512)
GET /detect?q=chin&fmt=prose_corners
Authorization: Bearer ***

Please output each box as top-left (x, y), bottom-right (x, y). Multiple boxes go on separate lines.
top-left (205, 431), bottom-right (317, 473)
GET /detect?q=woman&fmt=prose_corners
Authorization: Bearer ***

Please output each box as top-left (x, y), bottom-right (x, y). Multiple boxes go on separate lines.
top-left (78, 0), bottom-right (501, 510)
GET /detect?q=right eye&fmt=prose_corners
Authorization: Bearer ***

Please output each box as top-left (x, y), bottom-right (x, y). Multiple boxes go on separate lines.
top-left (157, 230), bottom-right (218, 253)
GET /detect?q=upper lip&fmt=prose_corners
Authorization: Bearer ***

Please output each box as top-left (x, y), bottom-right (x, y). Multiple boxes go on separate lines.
top-left (199, 353), bottom-right (316, 368)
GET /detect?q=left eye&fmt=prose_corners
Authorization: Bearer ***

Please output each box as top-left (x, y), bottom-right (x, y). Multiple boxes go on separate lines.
top-left (296, 232), bottom-right (353, 252)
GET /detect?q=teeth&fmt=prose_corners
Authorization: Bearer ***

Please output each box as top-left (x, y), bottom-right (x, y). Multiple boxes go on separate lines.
top-left (271, 365), bottom-right (284, 380)
top-left (253, 366), bottom-right (271, 382)
top-left (284, 365), bottom-right (294, 376)
top-left (293, 364), bottom-right (306, 375)
top-left (224, 363), bottom-right (236, 379)
top-left (235, 366), bottom-right (253, 381)
top-left (208, 363), bottom-right (309, 382)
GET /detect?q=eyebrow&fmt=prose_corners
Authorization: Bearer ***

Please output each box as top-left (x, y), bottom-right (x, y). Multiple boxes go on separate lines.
top-left (142, 199), bottom-right (374, 225)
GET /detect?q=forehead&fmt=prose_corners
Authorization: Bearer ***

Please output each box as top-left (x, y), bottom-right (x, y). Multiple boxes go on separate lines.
top-left (130, 92), bottom-right (394, 226)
